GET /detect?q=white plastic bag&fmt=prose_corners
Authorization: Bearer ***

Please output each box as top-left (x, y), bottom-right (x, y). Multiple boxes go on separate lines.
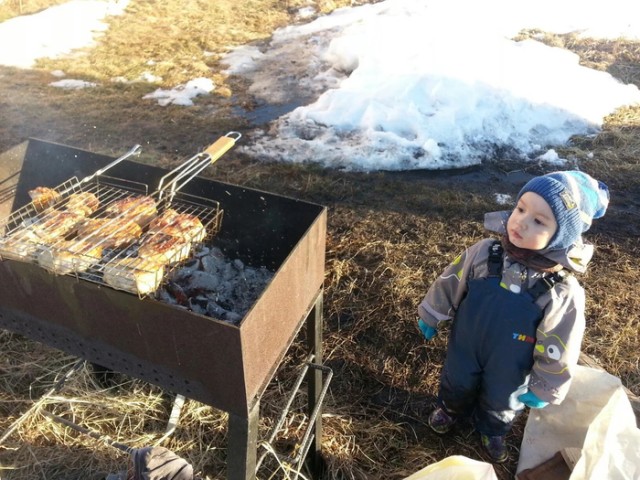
top-left (570, 386), bottom-right (640, 480)
top-left (517, 365), bottom-right (640, 479)
top-left (404, 455), bottom-right (498, 480)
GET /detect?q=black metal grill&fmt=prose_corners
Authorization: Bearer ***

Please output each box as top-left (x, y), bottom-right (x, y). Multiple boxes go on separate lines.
top-left (0, 138), bottom-right (328, 480)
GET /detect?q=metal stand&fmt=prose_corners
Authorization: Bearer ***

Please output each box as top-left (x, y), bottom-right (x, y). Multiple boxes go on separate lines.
top-left (253, 359), bottom-right (332, 477)
top-left (0, 290), bottom-right (329, 480)
top-left (306, 290), bottom-right (325, 476)
top-left (228, 291), bottom-right (331, 480)
top-left (228, 402), bottom-right (261, 480)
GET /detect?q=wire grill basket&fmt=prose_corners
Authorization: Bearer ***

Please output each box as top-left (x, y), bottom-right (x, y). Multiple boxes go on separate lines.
top-left (0, 133), bottom-right (239, 297)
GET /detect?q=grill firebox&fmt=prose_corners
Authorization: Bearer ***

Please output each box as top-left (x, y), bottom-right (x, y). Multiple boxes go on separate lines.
top-left (0, 139), bottom-right (328, 479)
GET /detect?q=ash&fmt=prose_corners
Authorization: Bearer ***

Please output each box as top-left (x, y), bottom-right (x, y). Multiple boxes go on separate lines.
top-left (156, 246), bottom-right (274, 325)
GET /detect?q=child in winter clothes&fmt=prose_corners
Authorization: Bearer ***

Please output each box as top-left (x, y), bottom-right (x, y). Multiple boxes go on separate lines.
top-left (416, 171), bottom-right (609, 463)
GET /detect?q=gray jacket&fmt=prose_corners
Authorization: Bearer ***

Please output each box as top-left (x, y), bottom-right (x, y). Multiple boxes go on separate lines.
top-left (418, 211), bottom-right (591, 404)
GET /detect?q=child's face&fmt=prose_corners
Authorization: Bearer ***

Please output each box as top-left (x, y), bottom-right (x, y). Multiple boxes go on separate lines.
top-left (507, 192), bottom-right (558, 250)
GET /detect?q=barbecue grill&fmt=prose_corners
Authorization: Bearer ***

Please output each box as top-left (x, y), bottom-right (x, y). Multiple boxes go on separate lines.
top-left (0, 138), bottom-right (328, 479)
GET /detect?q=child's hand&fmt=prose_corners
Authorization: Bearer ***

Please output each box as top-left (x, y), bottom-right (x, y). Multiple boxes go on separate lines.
top-left (417, 318), bottom-right (437, 341)
top-left (518, 390), bottom-right (549, 409)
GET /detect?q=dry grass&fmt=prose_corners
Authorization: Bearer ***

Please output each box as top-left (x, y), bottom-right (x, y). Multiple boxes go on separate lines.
top-left (1, 2), bottom-right (640, 479)
top-left (29, 0), bottom-right (361, 90)
top-left (0, 0), bottom-right (69, 21)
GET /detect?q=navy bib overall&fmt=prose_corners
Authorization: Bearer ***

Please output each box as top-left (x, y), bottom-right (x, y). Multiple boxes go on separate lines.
top-left (438, 250), bottom-right (544, 436)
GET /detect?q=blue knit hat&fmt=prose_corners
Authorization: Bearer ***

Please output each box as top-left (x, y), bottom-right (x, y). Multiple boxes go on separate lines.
top-left (517, 171), bottom-right (609, 250)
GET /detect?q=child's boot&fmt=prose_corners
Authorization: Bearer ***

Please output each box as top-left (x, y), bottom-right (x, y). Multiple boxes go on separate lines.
top-left (428, 406), bottom-right (456, 434)
top-left (480, 433), bottom-right (508, 463)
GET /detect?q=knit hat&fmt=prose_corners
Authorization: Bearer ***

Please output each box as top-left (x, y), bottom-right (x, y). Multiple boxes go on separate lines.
top-left (517, 171), bottom-right (609, 250)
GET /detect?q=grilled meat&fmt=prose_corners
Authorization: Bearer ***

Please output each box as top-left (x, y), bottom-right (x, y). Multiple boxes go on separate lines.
top-left (31, 210), bottom-right (85, 242)
top-left (0, 209), bottom-right (84, 261)
top-left (76, 217), bottom-right (143, 249)
top-left (103, 257), bottom-right (165, 295)
top-left (104, 195), bottom-right (157, 227)
top-left (148, 208), bottom-right (206, 242)
top-left (28, 186), bottom-right (61, 210)
top-left (138, 233), bottom-right (192, 264)
top-left (0, 228), bottom-right (41, 261)
top-left (37, 239), bottom-right (103, 274)
top-left (64, 192), bottom-right (100, 217)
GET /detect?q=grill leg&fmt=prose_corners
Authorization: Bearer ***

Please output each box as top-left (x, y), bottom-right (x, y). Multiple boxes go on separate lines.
top-left (306, 290), bottom-right (324, 478)
top-left (227, 290), bottom-right (323, 480)
top-left (227, 401), bottom-right (259, 480)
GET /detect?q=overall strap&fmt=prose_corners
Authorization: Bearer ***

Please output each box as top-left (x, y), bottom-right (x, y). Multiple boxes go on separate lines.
top-left (487, 240), bottom-right (571, 300)
top-left (487, 241), bottom-right (504, 277)
top-left (528, 270), bottom-right (571, 301)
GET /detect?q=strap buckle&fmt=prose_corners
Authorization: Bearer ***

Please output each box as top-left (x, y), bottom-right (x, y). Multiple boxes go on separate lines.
top-left (487, 241), bottom-right (503, 277)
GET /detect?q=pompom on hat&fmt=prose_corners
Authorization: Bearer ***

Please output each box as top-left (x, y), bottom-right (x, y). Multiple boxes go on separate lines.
top-left (517, 171), bottom-right (609, 250)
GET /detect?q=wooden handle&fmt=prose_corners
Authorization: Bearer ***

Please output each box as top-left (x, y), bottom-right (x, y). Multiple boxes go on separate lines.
top-left (204, 132), bottom-right (240, 164)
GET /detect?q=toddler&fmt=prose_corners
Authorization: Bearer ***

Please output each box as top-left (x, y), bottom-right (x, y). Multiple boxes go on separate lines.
top-left (417, 171), bottom-right (609, 463)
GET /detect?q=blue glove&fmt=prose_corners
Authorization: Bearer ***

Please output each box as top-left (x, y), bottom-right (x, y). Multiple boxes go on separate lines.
top-left (417, 318), bottom-right (437, 341)
top-left (518, 390), bottom-right (549, 409)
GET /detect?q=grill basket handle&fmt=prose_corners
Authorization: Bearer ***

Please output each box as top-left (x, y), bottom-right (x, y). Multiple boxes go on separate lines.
top-left (203, 131), bottom-right (241, 162)
top-left (80, 144), bottom-right (142, 186)
top-left (157, 132), bottom-right (241, 200)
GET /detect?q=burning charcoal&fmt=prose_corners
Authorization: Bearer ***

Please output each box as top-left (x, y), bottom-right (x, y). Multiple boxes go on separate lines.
top-left (156, 289), bottom-right (178, 305)
top-left (183, 258), bottom-right (200, 270)
top-left (241, 269), bottom-right (259, 284)
top-left (222, 311), bottom-right (243, 324)
top-left (207, 283), bottom-right (233, 304)
top-left (165, 281), bottom-right (189, 306)
top-left (245, 268), bottom-right (272, 291)
top-left (205, 302), bottom-right (228, 319)
top-left (169, 259), bottom-right (200, 282)
top-left (194, 246), bottom-right (210, 257)
top-left (221, 263), bottom-right (237, 281)
top-left (188, 297), bottom-right (208, 315)
top-left (233, 259), bottom-right (244, 270)
top-left (184, 270), bottom-right (220, 292)
top-left (194, 295), bottom-right (209, 307)
top-left (156, 247), bottom-right (274, 325)
top-left (200, 254), bottom-right (226, 275)
top-left (204, 301), bottom-right (242, 325)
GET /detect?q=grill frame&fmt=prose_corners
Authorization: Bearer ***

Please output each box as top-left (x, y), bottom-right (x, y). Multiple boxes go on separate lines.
top-left (0, 138), bottom-right (327, 419)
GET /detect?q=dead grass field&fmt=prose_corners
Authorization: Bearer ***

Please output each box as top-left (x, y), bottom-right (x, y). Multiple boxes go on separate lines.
top-left (1, 1), bottom-right (639, 479)
top-left (0, 0), bottom-right (68, 21)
